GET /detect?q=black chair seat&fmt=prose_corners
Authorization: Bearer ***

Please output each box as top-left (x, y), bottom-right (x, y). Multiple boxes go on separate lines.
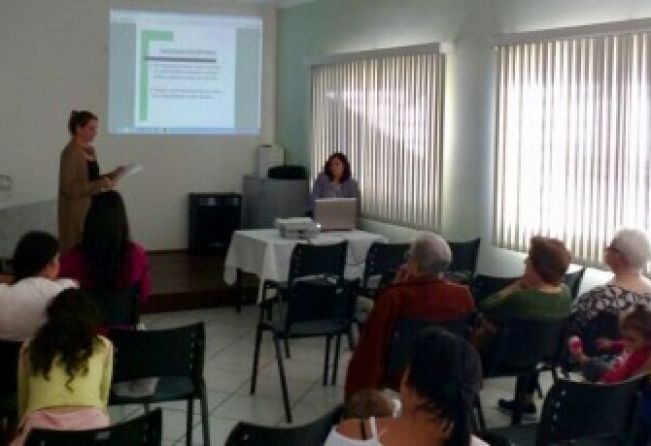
top-left (0, 393), bottom-right (17, 416)
top-left (266, 318), bottom-right (350, 338)
top-left (111, 377), bottom-right (194, 405)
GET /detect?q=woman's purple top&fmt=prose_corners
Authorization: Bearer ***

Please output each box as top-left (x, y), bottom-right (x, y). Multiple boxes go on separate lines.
top-left (310, 172), bottom-right (360, 211)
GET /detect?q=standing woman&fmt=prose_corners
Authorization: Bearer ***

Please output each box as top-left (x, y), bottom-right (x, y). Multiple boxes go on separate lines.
top-left (310, 152), bottom-right (360, 212)
top-left (58, 111), bottom-right (123, 253)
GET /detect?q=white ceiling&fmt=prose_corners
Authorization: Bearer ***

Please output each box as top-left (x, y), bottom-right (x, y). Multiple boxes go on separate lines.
top-left (198, 0), bottom-right (318, 8)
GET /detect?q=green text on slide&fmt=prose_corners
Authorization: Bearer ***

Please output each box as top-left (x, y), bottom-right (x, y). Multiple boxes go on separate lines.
top-left (139, 30), bottom-right (174, 121)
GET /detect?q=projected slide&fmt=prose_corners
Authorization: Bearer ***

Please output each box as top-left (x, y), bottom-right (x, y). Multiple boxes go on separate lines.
top-left (109, 10), bottom-right (262, 135)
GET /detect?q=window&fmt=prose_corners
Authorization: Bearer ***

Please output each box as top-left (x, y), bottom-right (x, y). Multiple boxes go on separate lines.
top-left (310, 46), bottom-right (445, 229)
top-left (493, 31), bottom-right (651, 263)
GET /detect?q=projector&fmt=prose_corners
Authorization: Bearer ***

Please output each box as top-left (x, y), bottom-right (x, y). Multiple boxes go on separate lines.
top-left (275, 217), bottom-right (320, 239)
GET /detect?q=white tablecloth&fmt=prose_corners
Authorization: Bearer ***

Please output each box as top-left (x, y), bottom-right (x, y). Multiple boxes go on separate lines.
top-left (223, 229), bottom-right (387, 302)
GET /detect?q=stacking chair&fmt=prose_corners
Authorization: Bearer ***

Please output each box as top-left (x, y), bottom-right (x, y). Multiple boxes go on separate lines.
top-left (0, 340), bottom-right (21, 424)
top-left (386, 316), bottom-right (474, 378)
top-left (109, 323), bottom-right (209, 446)
top-left (481, 376), bottom-right (645, 445)
top-left (25, 408), bottom-right (162, 446)
top-left (87, 284), bottom-right (140, 329)
top-left (261, 241), bottom-right (348, 357)
top-left (358, 242), bottom-right (410, 299)
top-left (250, 278), bottom-right (356, 423)
top-left (447, 238), bottom-right (481, 284)
top-left (470, 274), bottom-right (519, 303)
top-left (477, 317), bottom-right (567, 429)
top-left (562, 267), bottom-right (587, 301)
top-left (225, 404), bottom-right (343, 446)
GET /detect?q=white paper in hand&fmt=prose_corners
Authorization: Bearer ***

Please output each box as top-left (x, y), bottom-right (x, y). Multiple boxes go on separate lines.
top-left (117, 163), bottom-right (143, 180)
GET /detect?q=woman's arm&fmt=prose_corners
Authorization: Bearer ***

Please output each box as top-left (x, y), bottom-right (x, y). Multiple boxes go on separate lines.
top-left (98, 337), bottom-right (114, 407)
top-left (17, 342), bottom-right (30, 418)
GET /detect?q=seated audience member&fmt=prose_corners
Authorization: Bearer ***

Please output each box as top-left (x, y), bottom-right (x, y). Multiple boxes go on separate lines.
top-left (343, 389), bottom-right (396, 420)
top-left (571, 229), bottom-right (651, 348)
top-left (10, 289), bottom-right (112, 446)
top-left (478, 236), bottom-right (572, 416)
top-left (59, 190), bottom-right (151, 303)
top-left (327, 329), bottom-right (485, 446)
top-left (568, 304), bottom-right (651, 383)
top-left (0, 231), bottom-right (76, 341)
top-left (345, 233), bottom-right (475, 398)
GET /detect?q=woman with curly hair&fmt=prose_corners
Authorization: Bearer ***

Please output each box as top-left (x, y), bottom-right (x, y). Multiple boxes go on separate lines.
top-left (10, 288), bottom-right (113, 446)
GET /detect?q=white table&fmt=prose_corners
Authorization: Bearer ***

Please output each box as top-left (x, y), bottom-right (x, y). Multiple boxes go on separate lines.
top-left (224, 229), bottom-right (386, 304)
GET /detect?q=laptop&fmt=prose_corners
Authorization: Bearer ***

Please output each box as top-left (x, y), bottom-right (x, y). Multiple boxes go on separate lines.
top-left (314, 198), bottom-right (358, 231)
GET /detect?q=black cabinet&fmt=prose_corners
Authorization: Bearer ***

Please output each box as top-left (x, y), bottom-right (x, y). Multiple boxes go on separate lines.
top-left (188, 193), bottom-right (241, 254)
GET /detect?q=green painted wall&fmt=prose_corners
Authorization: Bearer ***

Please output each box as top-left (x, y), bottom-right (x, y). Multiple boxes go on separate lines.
top-left (276, 0), bottom-right (651, 284)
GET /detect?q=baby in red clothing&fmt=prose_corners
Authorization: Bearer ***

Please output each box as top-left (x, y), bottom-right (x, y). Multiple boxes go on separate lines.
top-left (568, 304), bottom-right (651, 383)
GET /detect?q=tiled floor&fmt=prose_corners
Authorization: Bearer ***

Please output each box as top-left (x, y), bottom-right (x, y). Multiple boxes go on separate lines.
top-left (109, 306), bottom-right (554, 445)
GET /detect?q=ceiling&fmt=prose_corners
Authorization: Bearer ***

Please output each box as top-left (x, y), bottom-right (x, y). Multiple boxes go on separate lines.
top-left (196, 0), bottom-right (318, 8)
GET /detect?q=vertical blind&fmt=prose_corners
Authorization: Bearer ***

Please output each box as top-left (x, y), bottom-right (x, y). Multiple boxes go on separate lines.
top-left (310, 50), bottom-right (445, 229)
top-left (494, 32), bottom-right (651, 263)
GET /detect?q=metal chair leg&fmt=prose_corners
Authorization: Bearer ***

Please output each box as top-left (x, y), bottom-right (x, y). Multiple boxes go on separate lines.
top-left (323, 335), bottom-right (332, 386)
top-left (185, 398), bottom-right (194, 446)
top-left (250, 325), bottom-right (263, 394)
top-left (273, 336), bottom-right (292, 423)
top-left (331, 333), bottom-right (342, 386)
top-left (200, 383), bottom-right (211, 446)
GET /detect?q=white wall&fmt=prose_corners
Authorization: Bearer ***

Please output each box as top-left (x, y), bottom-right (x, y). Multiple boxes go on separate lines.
top-left (0, 0), bottom-right (276, 250)
top-left (276, 0), bottom-right (651, 294)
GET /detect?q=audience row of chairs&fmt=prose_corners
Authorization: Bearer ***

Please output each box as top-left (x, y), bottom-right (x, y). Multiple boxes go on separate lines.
top-left (0, 323), bottom-right (210, 446)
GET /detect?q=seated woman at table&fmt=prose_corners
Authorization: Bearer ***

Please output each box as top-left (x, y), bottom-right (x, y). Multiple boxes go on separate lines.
top-left (310, 152), bottom-right (360, 212)
top-left (59, 191), bottom-right (151, 303)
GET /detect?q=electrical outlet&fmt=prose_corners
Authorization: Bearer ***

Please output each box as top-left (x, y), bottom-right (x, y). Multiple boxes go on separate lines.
top-left (0, 175), bottom-right (12, 201)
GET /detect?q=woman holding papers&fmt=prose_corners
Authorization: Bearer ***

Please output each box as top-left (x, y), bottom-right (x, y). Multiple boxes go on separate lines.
top-left (310, 152), bottom-right (360, 212)
top-left (58, 111), bottom-right (124, 252)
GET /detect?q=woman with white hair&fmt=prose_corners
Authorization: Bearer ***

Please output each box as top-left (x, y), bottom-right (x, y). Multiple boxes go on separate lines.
top-left (344, 233), bottom-right (476, 399)
top-left (571, 228), bottom-right (651, 341)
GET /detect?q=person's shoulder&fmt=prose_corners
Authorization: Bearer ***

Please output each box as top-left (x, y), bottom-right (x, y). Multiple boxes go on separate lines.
top-left (95, 335), bottom-right (114, 352)
top-left (129, 241), bottom-right (148, 257)
top-left (333, 418), bottom-right (364, 440)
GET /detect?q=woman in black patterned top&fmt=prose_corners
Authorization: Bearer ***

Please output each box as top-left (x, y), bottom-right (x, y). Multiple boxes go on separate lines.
top-left (572, 229), bottom-right (651, 343)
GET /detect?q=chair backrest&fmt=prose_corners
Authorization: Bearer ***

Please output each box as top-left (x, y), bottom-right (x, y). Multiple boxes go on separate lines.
top-left (0, 340), bottom-right (21, 411)
top-left (87, 284), bottom-right (140, 328)
top-left (110, 323), bottom-right (204, 384)
top-left (562, 267), bottom-right (587, 301)
top-left (25, 408), bottom-right (162, 446)
top-left (486, 317), bottom-right (566, 375)
top-left (225, 404), bottom-right (342, 446)
top-left (386, 317), bottom-right (472, 376)
top-left (447, 238), bottom-right (481, 283)
top-left (470, 274), bottom-right (518, 302)
top-left (285, 278), bottom-right (356, 330)
top-left (536, 377), bottom-right (644, 445)
top-left (361, 242), bottom-right (410, 288)
top-left (287, 242), bottom-right (348, 285)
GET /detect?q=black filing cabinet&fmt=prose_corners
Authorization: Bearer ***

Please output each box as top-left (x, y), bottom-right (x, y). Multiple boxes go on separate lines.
top-left (188, 193), bottom-right (241, 254)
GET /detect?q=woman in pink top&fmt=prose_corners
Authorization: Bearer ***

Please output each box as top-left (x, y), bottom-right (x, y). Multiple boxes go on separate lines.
top-left (59, 191), bottom-right (151, 303)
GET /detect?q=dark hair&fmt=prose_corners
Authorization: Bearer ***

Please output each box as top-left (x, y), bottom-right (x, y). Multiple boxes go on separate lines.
top-left (324, 152), bottom-right (351, 182)
top-left (12, 231), bottom-right (59, 282)
top-left (405, 329), bottom-right (481, 446)
top-left (81, 191), bottom-right (132, 290)
top-left (621, 304), bottom-right (651, 342)
top-left (528, 236), bottom-right (571, 285)
top-left (28, 288), bottom-right (102, 390)
top-left (68, 110), bottom-right (97, 135)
